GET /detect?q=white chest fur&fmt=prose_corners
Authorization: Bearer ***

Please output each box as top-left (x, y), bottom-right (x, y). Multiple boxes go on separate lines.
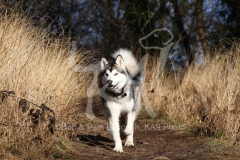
top-left (106, 98), bottom-right (134, 113)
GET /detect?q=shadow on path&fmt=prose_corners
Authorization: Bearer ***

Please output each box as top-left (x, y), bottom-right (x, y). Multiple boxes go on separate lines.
top-left (77, 133), bottom-right (113, 151)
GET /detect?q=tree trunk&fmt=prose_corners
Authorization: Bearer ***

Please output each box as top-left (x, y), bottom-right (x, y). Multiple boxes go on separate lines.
top-left (172, 0), bottom-right (193, 66)
top-left (196, 0), bottom-right (210, 56)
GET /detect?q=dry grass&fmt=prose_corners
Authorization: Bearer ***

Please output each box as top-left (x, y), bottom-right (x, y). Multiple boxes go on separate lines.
top-left (145, 39), bottom-right (240, 141)
top-left (0, 10), bottom-right (93, 159)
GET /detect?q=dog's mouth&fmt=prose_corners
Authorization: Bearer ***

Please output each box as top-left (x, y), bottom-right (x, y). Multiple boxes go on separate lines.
top-left (107, 82), bottom-right (118, 90)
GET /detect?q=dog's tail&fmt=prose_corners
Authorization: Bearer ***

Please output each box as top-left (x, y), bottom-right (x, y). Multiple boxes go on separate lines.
top-left (112, 48), bottom-right (139, 79)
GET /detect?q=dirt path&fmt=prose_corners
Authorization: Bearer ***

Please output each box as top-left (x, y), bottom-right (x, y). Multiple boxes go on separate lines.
top-left (74, 120), bottom-right (202, 159)
top-left (63, 114), bottom-right (240, 160)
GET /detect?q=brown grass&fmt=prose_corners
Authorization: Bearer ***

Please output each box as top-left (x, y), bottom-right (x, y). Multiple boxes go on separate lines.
top-left (144, 39), bottom-right (240, 141)
top-left (0, 10), bottom-right (93, 159)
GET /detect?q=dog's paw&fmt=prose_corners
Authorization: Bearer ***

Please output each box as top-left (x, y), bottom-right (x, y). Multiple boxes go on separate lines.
top-left (125, 140), bottom-right (134, 146)
top-left (113, 146), bottom-right (123, 153)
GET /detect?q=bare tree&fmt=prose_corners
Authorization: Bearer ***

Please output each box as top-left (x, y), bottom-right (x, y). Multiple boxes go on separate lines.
top-left (196, 0), bottom-right (210, 56)
top-left (171, 0), bottom-right (193, 66)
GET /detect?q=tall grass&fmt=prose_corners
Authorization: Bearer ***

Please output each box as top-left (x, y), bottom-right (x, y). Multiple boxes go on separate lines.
top-left (145, 39), bottom-right (240, 141)
top-left (0, 10), bottom-right (92, 158)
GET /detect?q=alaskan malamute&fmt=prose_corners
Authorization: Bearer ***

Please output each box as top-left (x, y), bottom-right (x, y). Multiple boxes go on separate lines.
top-left (99, 49), bottom-right (142, 153)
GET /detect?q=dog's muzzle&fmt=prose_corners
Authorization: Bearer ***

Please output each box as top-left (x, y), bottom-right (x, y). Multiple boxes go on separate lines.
top-left (107, 80), bottom-right (118, 90)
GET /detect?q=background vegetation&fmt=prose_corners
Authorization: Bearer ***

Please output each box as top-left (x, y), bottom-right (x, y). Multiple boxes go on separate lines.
top-left (2, 0), bottom-right (240, 66)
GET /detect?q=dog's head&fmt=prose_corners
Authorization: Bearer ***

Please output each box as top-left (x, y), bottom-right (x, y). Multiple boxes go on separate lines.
top-left (100, 55), bottom-right (127, 92)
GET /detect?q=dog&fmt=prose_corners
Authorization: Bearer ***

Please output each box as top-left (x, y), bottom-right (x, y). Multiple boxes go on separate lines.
top-left (99, 48), bottom-right (142, 153)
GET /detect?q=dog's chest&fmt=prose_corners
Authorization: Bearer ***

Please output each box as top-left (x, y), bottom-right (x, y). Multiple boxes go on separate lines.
top-left (106, 97), bottom-right (134, 113)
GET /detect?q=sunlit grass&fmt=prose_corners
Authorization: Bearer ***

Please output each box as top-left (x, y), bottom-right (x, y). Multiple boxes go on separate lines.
top-left (0, 9), bottom-right (93, 159)
top-left (144, 39), bottom-right (240, 140)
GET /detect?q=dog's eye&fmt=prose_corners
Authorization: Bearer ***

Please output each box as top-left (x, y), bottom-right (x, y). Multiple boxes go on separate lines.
top-left (105, 73), bottom-right (108, 77)
top-left (114, 73), bottom-right (118, 76)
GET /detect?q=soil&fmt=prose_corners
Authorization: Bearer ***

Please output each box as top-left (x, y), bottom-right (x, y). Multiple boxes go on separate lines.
top-left (61, 102), bottom-right (240, 160)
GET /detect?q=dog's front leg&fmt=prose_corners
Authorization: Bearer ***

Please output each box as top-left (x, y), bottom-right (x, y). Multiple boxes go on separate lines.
top-left (124, 111), bottom-right (136, 146)
top-left (108, 112), bottom-right (123, 153)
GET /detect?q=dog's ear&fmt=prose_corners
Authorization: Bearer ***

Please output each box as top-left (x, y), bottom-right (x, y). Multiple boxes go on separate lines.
top-left (101, 58), bottom-right (108, 70)
top-left (115, 55), bottom-right (126, 69)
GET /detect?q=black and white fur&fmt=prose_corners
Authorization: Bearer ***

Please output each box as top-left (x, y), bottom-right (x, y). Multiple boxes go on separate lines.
top-left (99, 49), bottom-right (142, 153)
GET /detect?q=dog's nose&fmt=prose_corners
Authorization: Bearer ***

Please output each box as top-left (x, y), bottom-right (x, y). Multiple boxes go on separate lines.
top-left (107, 80), bottom-right (112, 84)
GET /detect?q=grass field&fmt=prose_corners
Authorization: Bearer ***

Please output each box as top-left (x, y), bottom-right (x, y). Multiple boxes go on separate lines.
top-left (0, 9), bottom-right (239, 159)
top-left (145, 44), bottom-right (240, 140)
